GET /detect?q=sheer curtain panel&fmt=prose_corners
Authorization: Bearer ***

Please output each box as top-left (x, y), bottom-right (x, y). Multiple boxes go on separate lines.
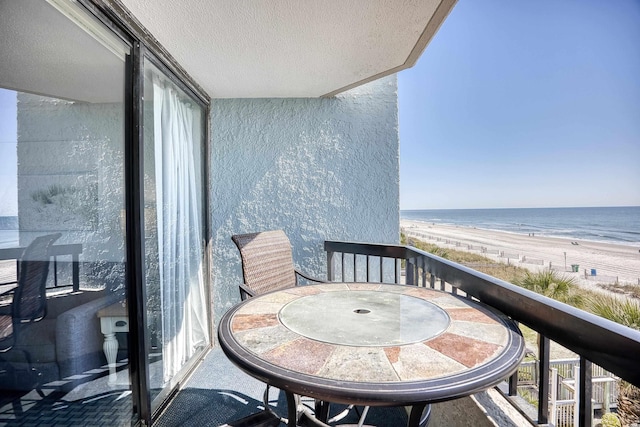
top-left (153, 78), bottom-right (208, 384)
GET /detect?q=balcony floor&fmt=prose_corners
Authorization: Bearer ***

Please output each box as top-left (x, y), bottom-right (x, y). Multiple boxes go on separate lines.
top-left (0, 346), bottom-right (531, 426)
top-left (156, 346), bottom-right (411, 426)
top-left (157, 347), bottom-right (532, 427)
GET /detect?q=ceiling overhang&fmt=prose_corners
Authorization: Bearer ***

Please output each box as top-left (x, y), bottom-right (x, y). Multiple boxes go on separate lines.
top-left (118, 0), bottom-right (457, 98)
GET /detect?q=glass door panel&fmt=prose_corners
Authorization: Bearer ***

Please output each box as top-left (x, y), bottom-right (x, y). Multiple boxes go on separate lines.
top-left (142, 59), bottom-right (209, 410)
top-left (0, 0), bottom-right (133, 425)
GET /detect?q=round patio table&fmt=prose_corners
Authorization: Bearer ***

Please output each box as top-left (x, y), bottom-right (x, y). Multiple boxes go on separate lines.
top-left (218, 283), bottom-right (525, 427)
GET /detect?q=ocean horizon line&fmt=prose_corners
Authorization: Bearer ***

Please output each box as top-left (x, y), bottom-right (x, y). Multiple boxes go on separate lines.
top-left (401, 205), bottom-right (640, 212)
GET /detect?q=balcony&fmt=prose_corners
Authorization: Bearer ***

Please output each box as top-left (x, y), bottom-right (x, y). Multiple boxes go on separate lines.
top-left (2, 238), bottom-right (636, 425)
top-left (152, 239), bottom-right (640, 427)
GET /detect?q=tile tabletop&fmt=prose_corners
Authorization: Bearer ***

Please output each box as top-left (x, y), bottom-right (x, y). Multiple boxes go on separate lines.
top-left (228, 283), bottom-right (516, 384)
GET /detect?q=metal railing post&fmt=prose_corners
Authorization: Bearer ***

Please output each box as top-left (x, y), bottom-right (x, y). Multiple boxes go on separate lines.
top-left (538, 335), bottom-right (550, 424)
top-left (72, 252), bottom-right (80, 291)
top-left (53, 256), bottom-right (59, 288)
top-left (578, 358), bottom-right (593, 427)
top-left (353, 254), bottom-right (357, 282)
top-left (327, 251), bottom-right (335, 281)
top-left (366, 255), bottom-right (370, 282)
top-left (406, 258), bottom-right (415, 285)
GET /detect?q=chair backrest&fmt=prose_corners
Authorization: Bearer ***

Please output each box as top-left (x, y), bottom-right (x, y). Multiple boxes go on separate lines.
top-left (0, 315), bottom-right (14, 352)
top-left (13, 233), bottom-right (61, 323)
top-left (231, 230), bottom-right (296, 296)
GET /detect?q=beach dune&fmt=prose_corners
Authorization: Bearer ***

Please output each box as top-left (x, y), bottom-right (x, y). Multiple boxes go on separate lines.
top-left (401, 219), bottom-right (640, 290)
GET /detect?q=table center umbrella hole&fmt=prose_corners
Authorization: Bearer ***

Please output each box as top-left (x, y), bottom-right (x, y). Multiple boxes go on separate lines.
top-left (353, 308), bottom-right (371, 314)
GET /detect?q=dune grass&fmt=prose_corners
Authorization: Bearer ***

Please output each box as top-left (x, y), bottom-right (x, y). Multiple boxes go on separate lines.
top-left (586, 294), bottom-right (640, 330)
top-left (402, 232), bottom-right (638, 323)
top-left (601, 282), bottom-right (640, 299)
top-left (514, 270), bottom-right (584, 307)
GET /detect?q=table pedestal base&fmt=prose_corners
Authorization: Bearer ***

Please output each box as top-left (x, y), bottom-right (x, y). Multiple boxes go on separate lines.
top-left (290, 393), bottom-right (431, 427)
top-left (408, 402), bottom-right (431, 427)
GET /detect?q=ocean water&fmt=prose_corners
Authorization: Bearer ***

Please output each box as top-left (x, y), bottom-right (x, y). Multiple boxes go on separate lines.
top-left (401, 206), bottom-right (640, 246)
top-left (0, 216), bottom-right (19, 248)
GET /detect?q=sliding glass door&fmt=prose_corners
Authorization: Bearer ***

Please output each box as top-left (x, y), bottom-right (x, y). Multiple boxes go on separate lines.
top-left (0, 0), bottom-right (134, 424)
top-left (142, 59), bottom-right (209, 410)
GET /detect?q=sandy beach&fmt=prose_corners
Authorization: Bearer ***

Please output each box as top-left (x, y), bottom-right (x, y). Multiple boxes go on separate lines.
top-left (401, 219), bottom-right (640, 291)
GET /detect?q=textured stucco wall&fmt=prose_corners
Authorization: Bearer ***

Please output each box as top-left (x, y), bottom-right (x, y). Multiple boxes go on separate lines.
top-left (210, 75), bottom-right (399, 322)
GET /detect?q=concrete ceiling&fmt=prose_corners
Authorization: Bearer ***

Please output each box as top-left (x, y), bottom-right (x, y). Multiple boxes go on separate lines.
top-left (119, 0), bottom-right (457, 98)
top-left (0, 0), bottom-right (127, 103)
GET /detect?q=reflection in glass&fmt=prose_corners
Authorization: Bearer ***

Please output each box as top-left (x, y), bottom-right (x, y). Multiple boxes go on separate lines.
top-left (0, 1), bottom-right (133, 424)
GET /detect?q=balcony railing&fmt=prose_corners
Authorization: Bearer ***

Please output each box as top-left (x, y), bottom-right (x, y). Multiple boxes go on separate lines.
top-left (0, 243), bottom-right (82, 292)
top-left (325, 240), bottom-right (640, 427)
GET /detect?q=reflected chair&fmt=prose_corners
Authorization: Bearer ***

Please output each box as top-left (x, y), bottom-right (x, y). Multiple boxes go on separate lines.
top-left (231, 230), bottom-right (324, 300)
top-left (0, 233), bottom-right (62, 388)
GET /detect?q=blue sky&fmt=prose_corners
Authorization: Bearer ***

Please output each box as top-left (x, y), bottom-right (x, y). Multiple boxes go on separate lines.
top-left (399, 0), bottom-right (640, 210)
top-left (0, 89), bottom-right (17, 216)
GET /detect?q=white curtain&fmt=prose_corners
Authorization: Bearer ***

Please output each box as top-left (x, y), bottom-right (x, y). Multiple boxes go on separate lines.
top-left (153, 79), bottom-right (209, 384)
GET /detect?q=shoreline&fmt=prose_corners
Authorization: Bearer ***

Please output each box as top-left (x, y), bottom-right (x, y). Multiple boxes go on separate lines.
top-left (403, 218), bottom-right (640, 248)
top-left (401, 219), bottom-right (640, 290)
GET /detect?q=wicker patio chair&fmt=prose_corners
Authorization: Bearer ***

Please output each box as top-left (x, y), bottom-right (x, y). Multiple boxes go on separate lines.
top-left (230, 230), bottom-right (329, 425)
top-left (231, 230), bottom-right (324, 300)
